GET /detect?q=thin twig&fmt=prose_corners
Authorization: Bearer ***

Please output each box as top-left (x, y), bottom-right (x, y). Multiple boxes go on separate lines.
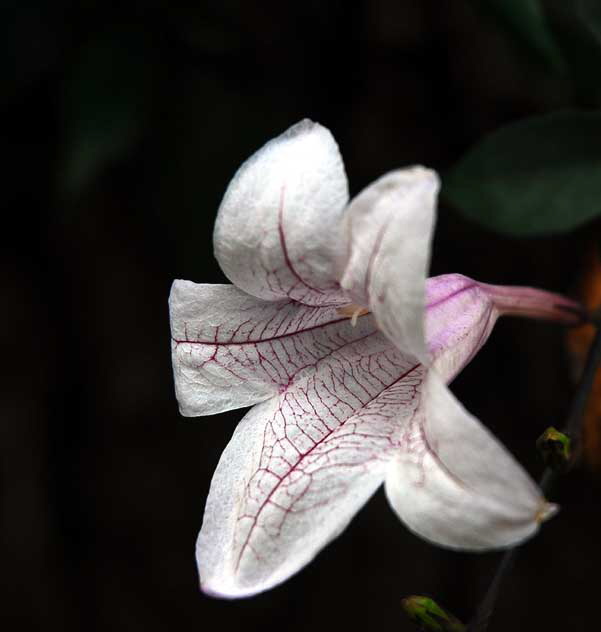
top-left (467, 323), bottom-right (601, 632)
top-left (467, 548), bottom-right (518, 632)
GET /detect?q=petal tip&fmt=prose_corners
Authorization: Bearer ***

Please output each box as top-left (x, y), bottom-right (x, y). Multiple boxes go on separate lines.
top-left (279, 118), bottom-right (335, 147)
top-left (285, 117), bottom-right (318, 134)
top-left (199, 574), bottom-right (268, 600)
top-left (411, 164), bottom-right (440, 184)
top-left (178, 403), bottom-right (198, 418)
top-left (199, 580), bottom-right (239, 600)
top-left (169, 278), bottom-right (197, 306)
top-left (390, 165), bottom-right (440, 194)
top-left (536, 500), bottom-right (559, 524)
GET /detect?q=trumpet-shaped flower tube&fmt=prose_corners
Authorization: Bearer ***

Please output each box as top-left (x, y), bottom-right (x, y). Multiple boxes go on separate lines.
top-left (169, 119), bottom-right (581, 598)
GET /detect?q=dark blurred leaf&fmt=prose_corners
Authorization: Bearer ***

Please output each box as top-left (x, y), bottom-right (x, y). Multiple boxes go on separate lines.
top-left (474, 0), bottom-right (566, 72)
top-left (577, 0), bottom-right (601, 50)
top-left (59, 29), bottom-right (155, 199)
top-left (443, 110), bottom-right (601, 236)
top-left (544, 0), bottom-right (601, 104)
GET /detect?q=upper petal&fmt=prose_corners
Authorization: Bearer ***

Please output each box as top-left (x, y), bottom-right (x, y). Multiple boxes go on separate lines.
top-left (213, 119), bottom-right (349, 306)
top-left (197, 330), bottom-right (426, 597)
top-left (339, 167), bottom-right (439, 362)
top-left (385, 371), bottom-right (555, 550)
top-left (169, 280), bottom-right (377, 416)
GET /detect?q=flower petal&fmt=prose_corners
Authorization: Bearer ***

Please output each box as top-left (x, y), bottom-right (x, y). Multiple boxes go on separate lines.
top-left (169, 280), bottom-right (377, 416)
top-left (213, 119), bottom-right (349, 306)
top-left (197, 333), bottom-right (426, 597)
top-left (339, 167), bottom-right (439, 361)
top-left (478, 281), bottom-right (584, 325)
top-left (424, 273), bottom-right (584, 383)
top-left (425, 274), bottom-right (498, 382)
top-left (385, 372), bottom-right (554, 550)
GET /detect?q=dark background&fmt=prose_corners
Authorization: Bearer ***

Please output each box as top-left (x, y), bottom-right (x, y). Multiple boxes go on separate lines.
top-left (4, 2), bottom-right (600, 630)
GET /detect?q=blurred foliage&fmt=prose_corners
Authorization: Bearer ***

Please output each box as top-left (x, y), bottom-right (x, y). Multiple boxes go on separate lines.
top-left (545, 0), bottom-right (601, 105)
top-left (5, 0), bottom-right (596, 239)
top-left (448, 1), bottom-right (601, 237)
top-left (26, 0), bottom-right (601, 245)
top-left (472, 0), bottom-right (566, 73)
top-left (578, 0), bottom-right (601, 42)
top-left (443, 110), bottom-right (601, 236)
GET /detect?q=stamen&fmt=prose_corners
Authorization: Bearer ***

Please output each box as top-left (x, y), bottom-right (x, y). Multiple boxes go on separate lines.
top-left (337, 304), bottom-right (370, 327)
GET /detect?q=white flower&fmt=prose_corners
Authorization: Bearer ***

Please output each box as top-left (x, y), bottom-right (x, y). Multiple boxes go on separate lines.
top-left (170, 120), bottom-right (577, 598)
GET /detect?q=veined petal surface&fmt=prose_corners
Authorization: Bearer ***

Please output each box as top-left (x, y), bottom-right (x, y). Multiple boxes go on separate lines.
top-left (424, 273), bottom-right (583, 383)
top-left (214, 119), bottom-right (349, 306)
top-left (385, 372), bottom-right (553, 550)
top-left (169, 280), bottom-right (377, 416)
top-left (425, 274), bottom-right (498, 382)
top-left (339, 167), bottom-right (439, 361)
top-left (197, 332), bottom-right (426, 597)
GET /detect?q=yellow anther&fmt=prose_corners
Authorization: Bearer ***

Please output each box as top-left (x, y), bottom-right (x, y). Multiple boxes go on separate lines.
top-left (337, 304), bottom-right (370, 327)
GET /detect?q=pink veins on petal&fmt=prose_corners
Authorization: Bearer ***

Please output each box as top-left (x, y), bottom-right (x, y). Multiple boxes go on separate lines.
top-left (170, 284), bottom-right (382, 415)
top-left (227, 338), bottom-right (424, 576)
top-left (171, 122), bottom-right (575, 598)
top-left (232, 355), bottom-right (423, 571)
top-left (247, 184), bottom-right (347, 306)
top-left (277, 184), bottom-right (327, 300)
top-left (176, 271), bottom-right (574, 595)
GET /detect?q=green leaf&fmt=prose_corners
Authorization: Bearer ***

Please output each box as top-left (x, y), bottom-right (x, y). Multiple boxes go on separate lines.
top-left (58, 29), bottom-right (155, 199)
top-left (443, 111), bottom-right (601, 236)
top-left (474, 0), bottom-right (566, 72)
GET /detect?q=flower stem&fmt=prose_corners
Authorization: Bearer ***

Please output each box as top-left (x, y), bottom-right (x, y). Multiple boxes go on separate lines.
top-left (466, 549), bottom-right (517, 632)
top-left (467, 321), bottom-right (601, 632)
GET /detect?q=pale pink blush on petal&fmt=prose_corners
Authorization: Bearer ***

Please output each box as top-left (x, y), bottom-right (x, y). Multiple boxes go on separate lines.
top-left (424, 274), bottom-right (499, 383)
top-left (479, 282), bottom-right (584, 325)
top-left (424, 273), bottom-right (583, 384)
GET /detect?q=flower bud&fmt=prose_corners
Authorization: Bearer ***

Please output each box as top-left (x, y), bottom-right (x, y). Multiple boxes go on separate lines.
top-left (536, 427), bottom-right (571, 471)
top-left (401, 596), bottom-right (465, 632)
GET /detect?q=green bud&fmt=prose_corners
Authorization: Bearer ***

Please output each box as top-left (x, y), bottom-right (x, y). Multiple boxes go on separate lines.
top-left (401, 596), bottom-right (465, 632)
top-left (536, 427), bottom-right (571, 471)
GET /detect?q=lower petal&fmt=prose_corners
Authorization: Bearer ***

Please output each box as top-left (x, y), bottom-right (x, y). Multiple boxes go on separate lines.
top-left (385, 372), bottom-right (555, 550)
top-left (197, 397), bottom-right (389, 598)
top-left (198, 337), bottom-right (427, 597)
